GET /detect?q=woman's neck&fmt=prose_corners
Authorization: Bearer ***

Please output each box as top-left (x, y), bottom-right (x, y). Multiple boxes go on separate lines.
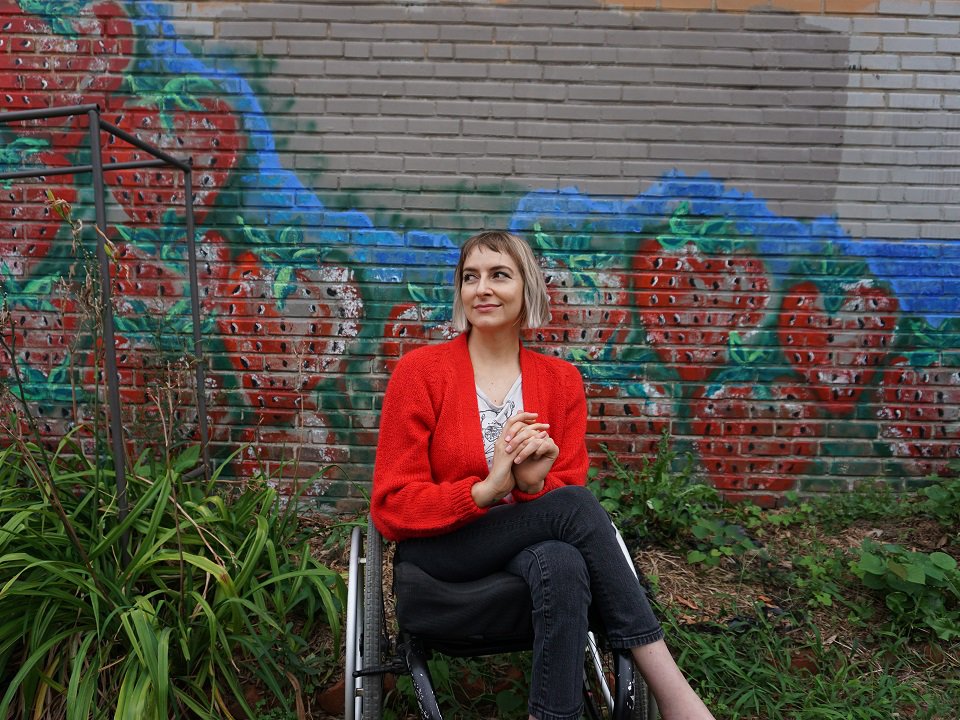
top-left (466, 326), bottom-right (521, 368)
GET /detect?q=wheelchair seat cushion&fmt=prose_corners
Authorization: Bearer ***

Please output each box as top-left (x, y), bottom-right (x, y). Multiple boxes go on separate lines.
top-left (393, 561), bottom-right (534, 653)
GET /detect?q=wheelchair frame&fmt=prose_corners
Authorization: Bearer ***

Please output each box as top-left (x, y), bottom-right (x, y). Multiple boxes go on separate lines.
top-left (345, 517), bottom-right (659, 720)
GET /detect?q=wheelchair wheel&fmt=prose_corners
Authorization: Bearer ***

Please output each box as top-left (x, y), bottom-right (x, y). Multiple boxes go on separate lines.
top-left (345, 518), bottom-right (388, 720)
top-left (583, 632), bottom-right (648, 720)
top-left (361, 516), bottom-right (385, 719)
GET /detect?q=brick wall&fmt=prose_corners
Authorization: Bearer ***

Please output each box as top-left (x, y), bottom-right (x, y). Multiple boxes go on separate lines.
top-left (1, 0), bottom-right (958, 507)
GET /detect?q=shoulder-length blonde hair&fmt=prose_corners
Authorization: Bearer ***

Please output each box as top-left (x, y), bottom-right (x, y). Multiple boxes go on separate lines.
top-left (451, 231), bottom-right (550, 332)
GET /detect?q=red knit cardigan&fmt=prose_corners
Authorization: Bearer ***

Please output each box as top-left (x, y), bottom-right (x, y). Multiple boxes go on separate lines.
top-left (371, 333), bottom-right (589, 542)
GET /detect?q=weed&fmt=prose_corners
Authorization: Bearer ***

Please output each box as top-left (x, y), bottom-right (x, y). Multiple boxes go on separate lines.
top-left (852, 540), bottom-right (960, 641)
top-left (591, 430), bottom-right (719, 547)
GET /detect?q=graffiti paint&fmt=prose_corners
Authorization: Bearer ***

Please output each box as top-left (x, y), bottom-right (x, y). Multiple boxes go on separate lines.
top-left (0, 0), bottom-right (957, 504)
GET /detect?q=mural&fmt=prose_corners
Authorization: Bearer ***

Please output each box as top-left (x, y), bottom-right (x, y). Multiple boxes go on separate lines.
top-left (0, 0), bottom-right (957, 504)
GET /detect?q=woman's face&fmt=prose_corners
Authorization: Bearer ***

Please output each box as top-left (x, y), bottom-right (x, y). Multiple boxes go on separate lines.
top-left (460, 246), bottom-right (524, 331)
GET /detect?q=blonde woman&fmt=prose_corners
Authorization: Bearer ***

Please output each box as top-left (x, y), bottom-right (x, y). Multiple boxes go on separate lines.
top-left (373, 231), bottom-right (715, 720)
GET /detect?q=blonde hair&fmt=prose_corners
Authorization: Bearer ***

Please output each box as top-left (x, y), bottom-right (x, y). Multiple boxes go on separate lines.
top-left (451, 231), bottom-right (550, 332)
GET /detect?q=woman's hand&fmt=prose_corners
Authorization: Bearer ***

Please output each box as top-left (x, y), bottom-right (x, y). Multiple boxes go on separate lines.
top-left (472, 412), bottom-right (547, 507)
top-left (503, 413), bottom-right (558, 494)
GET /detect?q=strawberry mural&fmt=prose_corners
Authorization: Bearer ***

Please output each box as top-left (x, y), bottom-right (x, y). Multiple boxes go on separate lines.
top-left (778, 280), bottom-right (898, 415)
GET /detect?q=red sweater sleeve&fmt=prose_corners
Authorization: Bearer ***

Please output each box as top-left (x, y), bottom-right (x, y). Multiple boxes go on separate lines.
top-left (370, 353), bottom-right (489, 541)
top-left (512, 361), bottom-right (589, 502)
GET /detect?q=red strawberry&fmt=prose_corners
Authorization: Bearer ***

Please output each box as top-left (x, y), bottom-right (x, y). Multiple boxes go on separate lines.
top-left (633, 239), bottom-right (770, 383)
top-left (212, 251), bottom-right (362, 418)
top-left (691, 382), bottom-right (820, 493)
top-left (778, 281), bottom-right (897, 414)
top-left (877, 356), bottom-right (960, 476)
top-left (0, 1), bottom-right (134, 151)
top-left (104, 95), bottom-right (243, 225)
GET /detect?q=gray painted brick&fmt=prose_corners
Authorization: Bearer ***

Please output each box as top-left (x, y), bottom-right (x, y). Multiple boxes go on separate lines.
top-left (901, 55), bottom-right (953, 71)
top-left (404, 80), bottom-right (461, 98)
top-left (434, 63), bottom-right (489, 79)
top-left (274, 21), bottom-right (329, 38)
top-left (882, 36), bottom-right (938, 53)
top-left (218, 21), bottom-right (273, 38)
top-left (488, 64), bottom-right (543, 81)
top-left (486, 138), bottom-right (540, 156)
top-left (878, 0), bottom-right (933, 14)
top-left (551, 27), bottom-right (608, 44)
top-left (369, 41), bottom-right (426, 59)
top-left (495, 26), bottom-right (551, 44)
top-left (378, 60), bottom-right (436, 78)
top-left (934, 0), bottom-right (960, 14)
top-left (300, 4), bottom-right (356, 22)
top-left (452, 81), bottom-right (513, 99)
top-left (908, 18), bottom-right (960, 34)
top-left (888, 92), bottom-right (943, 109)
top-left (379, 98), bottom-right (438, 116)
top-left (287, 40), bottom-right (343, 56)
top-left (407, 118), bottom-right (461, 135)
top-left (439, 24), bottom-right (495, 42)
top-left (917, 73), bottom-right (960, 90)
top-left (454, 43), bottom-right (511, 61)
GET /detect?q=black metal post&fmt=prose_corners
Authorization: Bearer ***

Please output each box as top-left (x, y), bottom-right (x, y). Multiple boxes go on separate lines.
top-left (87, 107), bottom-right (130, 538)
top-left (182, 166), bottom-right (210, 480)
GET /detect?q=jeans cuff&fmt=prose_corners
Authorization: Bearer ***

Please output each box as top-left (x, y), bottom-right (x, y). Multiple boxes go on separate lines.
top-left (607, 626), bottom-right (665, 649)
top-left (528, 701), bottom-right (584, 720)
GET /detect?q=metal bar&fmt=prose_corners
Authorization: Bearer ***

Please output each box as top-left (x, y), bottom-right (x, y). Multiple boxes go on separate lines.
top-left (87, 107), bottom-right (130, 548)
top-left (0, 158), bottom-right (169, 181)
top-left (183, 166), bottom-right (210, 480)
top-left (0, 103), bottom-right (100, 124)
top-left (99, 119), bottom-right (190, 172)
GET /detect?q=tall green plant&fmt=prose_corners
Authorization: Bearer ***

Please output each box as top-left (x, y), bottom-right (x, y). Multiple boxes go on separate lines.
top-left (591, 431), bottom-right (719, 546)
top-left (0, 436), bottom-right (345, 719)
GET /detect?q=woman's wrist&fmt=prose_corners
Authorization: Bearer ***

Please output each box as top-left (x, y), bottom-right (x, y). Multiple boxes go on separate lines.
top-left (472, 473), bottom-right (513, 508)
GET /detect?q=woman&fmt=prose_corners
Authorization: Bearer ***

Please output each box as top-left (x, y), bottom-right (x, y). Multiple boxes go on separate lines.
top-left (372, 231), bottom-right (715, 720)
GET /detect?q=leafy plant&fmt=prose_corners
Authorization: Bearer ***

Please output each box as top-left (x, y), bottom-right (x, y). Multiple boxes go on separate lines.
top-left (687, 518), bottom-right (763, 567)
top-left (852, 541), bottom-right (960, 641)
top-left (0, 437), bottom-right (345, 719)
top-left (592, 430), bottom-right (719, 546)
top-left (919, 473), bottom-right (960, 527)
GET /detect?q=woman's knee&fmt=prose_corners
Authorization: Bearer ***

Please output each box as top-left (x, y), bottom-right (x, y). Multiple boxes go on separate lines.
top-left (529, 541), bottom-right (590, 596)
top-left (548, 485), bottom-right (610, 525)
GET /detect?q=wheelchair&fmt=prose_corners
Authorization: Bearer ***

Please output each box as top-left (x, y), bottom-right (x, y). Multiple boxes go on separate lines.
top-left (345, 516), bottom-right (659, 720)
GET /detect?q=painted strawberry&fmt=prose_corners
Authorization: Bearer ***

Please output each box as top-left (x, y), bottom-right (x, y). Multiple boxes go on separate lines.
top-left (104, 88), bottom-right (243, 225)
top-left (777, 281), bottom-right (898, 415)
top-left (877, 354), bottom-right (960, 477)
top-left (691, 381), bottom-right (820, 494)
top-left (633, 238), bottom-right (770, 383)
top-left (0, 1), bottom-right (134, 151)
top-left (542, 267), bottom-right (632, 360)
top-left (212, 250), bottom-right (362, 418)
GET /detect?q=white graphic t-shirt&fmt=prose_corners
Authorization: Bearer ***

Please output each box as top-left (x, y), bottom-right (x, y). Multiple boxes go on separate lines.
top-left (477, 375), bottom-right (523, 472)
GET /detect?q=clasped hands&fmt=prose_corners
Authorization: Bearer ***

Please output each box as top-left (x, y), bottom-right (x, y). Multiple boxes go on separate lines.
top-left (472, 411), bottom-right (559, 508)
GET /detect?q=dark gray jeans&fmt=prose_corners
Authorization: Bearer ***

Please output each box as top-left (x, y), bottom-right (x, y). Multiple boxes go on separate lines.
top-left (396, 485), bottom-right (664, 720)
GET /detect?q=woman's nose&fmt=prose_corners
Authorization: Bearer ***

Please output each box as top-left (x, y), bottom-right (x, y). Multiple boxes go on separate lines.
top-left (476, 276), bottom-right (490, 294)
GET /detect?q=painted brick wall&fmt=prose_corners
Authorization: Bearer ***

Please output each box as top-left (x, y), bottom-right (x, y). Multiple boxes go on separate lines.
top-left (1, 0), bottom-right (958, 507)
